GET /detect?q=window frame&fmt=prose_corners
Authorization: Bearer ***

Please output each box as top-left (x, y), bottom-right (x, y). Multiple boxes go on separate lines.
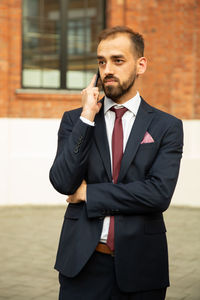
top-left (21, 0), bottom-right (106, 90)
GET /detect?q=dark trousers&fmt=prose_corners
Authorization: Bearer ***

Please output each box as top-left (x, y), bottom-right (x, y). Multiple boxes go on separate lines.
top-left (59, 251), bottom-right (167, 300)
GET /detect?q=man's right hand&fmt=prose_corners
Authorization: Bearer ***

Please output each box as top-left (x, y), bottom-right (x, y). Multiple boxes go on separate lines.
top-left (81, 74), bottom-right (102, 122)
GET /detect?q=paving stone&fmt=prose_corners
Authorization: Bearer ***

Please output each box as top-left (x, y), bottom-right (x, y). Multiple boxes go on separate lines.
top-left (0, 205), bottom-right (199, 300)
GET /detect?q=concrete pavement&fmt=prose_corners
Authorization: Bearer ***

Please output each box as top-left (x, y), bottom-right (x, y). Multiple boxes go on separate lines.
top-left (0, 205), bottom-right (199, 300)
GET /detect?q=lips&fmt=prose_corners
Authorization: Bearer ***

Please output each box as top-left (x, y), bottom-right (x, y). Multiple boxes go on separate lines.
top-left (105, 80), bottom-right (116, 83)
top-left (104, 78), bottom-right (118, 84)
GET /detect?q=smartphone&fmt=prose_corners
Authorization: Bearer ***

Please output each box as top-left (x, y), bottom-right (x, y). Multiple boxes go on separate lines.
top-left (94, 69), bottom-right (100, 87)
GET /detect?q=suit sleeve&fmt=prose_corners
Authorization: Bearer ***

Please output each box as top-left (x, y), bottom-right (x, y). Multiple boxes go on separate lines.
top-left (86, 119), bottom-right (183, 217)
top-left (49, 111), bottom-right (94, 195)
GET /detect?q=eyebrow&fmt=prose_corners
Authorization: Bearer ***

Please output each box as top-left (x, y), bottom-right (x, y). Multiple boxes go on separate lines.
top-left (97, 55), bottom-right (125, 60)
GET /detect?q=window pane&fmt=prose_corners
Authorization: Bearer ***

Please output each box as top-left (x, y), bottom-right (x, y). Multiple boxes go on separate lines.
top-left (22, 0), bottom-right (60, 88)
top-left (66, 0), bottom-right (104, 89)
top-left (68, 20), bottom-right (91, 55)
top-left (23, 0), bottom-right (39, 17)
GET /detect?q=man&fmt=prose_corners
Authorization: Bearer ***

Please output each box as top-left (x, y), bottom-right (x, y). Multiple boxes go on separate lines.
top-left (50, 26), bottom-right (183, 300)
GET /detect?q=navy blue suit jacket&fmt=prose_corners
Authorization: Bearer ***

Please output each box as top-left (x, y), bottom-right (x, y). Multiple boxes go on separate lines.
top-left (50, 97), bottom-right (183, 293)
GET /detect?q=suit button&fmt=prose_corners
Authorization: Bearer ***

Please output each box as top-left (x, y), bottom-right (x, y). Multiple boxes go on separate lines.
top-left (74, 147), bottom-right (79, 153)
top-left (77, 137), bottom-right (83, 144)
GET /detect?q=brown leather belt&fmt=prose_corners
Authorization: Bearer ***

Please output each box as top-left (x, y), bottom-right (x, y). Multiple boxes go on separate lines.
top-left (95, 242), bottom-right (114, 256)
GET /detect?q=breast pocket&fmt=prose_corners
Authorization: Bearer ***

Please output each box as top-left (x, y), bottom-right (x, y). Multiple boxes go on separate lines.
top-left (138, 141), bottom-right (158, 150)
top-left (133, 142), bottom-right (159, 175)
top-left (64, 203), bottom-right (84, 220)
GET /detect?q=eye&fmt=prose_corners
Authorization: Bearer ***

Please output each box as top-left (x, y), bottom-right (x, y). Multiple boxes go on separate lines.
top-left (98, 60), bottom-right (105, 66)
top-left (115, 59), bottom-right (124, 64)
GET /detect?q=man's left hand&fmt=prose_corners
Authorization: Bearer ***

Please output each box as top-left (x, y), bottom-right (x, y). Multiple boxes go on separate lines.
top-left (67, 180), bottom-right (87, 203)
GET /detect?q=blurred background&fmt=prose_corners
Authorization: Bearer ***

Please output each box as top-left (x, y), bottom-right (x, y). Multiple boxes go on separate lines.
top-left (0, 0), bottom-right (200, 206)
top-left (0, 1), bottom-right (200, 299)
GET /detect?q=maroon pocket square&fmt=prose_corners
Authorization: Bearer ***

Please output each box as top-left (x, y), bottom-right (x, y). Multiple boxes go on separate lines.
top-left (141, 131), bottom-right (154, 144)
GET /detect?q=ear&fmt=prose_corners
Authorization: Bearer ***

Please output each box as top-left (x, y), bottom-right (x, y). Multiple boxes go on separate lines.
top-left (136, 57), bottom-right (147, 75)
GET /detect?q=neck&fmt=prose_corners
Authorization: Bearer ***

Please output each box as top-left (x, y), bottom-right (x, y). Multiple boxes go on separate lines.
top-left (114, 86), bottom-right (138, 104)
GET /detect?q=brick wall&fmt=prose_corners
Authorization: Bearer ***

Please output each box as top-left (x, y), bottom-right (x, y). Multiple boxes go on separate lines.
top-left (0, 0), bottom-right (199, 119)
top-left (0, 0), bottom-right (9, 117)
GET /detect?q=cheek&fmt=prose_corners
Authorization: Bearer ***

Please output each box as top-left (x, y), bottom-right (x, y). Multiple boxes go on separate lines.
top-left (118, 69), bottom-right (130, 83)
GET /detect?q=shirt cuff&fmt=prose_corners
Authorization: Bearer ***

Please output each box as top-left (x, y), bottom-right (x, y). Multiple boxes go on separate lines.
top-left (80, 116), bottom-right (95, 127)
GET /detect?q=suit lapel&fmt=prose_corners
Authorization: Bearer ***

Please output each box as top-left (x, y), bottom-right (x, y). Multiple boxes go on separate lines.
top-left (94, 101), bottom-right (112, 182)
top-left (93, 98), bottom-right (155, 183)
top-left (117, 98), bottom-right (155, 183)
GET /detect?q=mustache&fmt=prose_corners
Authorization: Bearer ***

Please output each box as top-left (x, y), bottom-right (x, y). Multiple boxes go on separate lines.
top-left (103, 75), bottom-right (119, 83)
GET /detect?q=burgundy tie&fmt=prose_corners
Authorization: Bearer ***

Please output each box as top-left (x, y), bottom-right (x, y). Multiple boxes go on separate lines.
top-left (107, 106), bottom-right (128, 251)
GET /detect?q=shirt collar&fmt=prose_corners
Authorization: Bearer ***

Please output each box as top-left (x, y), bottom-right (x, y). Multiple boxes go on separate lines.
top-left (104, 91), bottom-right (141, 117)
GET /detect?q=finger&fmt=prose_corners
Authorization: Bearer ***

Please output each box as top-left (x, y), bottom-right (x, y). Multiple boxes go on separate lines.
top-left (97, 102), bottom-right (102, 110)
top-left (92, 87), bottom-right (99, 92)
top-left (93, 89), bottom-right (99, 96)
top-left (88, 74), bottom-right (97, 88)
top-left (85, 87), bottom-right (99, 96)
top-left (93, 90), bottom-right (100, 101)
top-left (81, 89), bottom-right (86, 95)
top-left (67, 196), bottom-right (73, 203)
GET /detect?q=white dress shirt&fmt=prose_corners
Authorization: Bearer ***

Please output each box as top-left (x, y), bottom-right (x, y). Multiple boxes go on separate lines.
top-left (80, 92), bottom-right (141, 243)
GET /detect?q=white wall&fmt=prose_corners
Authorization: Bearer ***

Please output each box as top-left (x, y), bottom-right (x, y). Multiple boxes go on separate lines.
top-left (0, 118), bottom-right (199, 206)
top-left (172, 120), bottom-right (200, 207)
top-left (0, 118), bottom-right (65, 205)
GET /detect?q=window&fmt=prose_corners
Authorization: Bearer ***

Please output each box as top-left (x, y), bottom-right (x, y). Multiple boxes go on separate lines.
top-left (22, 0), bottom-right (106, 89)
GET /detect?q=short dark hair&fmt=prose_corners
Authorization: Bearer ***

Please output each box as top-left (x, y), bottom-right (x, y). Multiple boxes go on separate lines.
top-left (98, 26), bottom-right (144, 58)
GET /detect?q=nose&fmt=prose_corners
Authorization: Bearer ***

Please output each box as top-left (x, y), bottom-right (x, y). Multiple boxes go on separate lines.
top-left (104, 62), bottom-right (114, 76)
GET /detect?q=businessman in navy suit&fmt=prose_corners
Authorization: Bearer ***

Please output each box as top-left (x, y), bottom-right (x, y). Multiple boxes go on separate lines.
top-left (50, 26), bottom-right (183, 300)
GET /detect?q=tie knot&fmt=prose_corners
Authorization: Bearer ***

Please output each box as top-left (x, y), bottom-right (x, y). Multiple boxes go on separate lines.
top-left (110, 106), bottom-right (128, 119)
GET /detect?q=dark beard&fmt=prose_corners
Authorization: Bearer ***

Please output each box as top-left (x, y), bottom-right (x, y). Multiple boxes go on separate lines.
top-left (102, 71), bottom-right (137, 102)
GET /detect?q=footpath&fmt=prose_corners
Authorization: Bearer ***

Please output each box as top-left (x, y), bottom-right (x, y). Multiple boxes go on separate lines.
top-left (0, 205), bottom-right (199, 300)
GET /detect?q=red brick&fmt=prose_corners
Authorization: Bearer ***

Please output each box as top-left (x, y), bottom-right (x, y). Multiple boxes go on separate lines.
top-left (0, 0), bottom-right (199, 119)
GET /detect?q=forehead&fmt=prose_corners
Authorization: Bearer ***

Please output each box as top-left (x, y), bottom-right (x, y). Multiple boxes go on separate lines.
top-left (97, 34), bottom-right (134, 57)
